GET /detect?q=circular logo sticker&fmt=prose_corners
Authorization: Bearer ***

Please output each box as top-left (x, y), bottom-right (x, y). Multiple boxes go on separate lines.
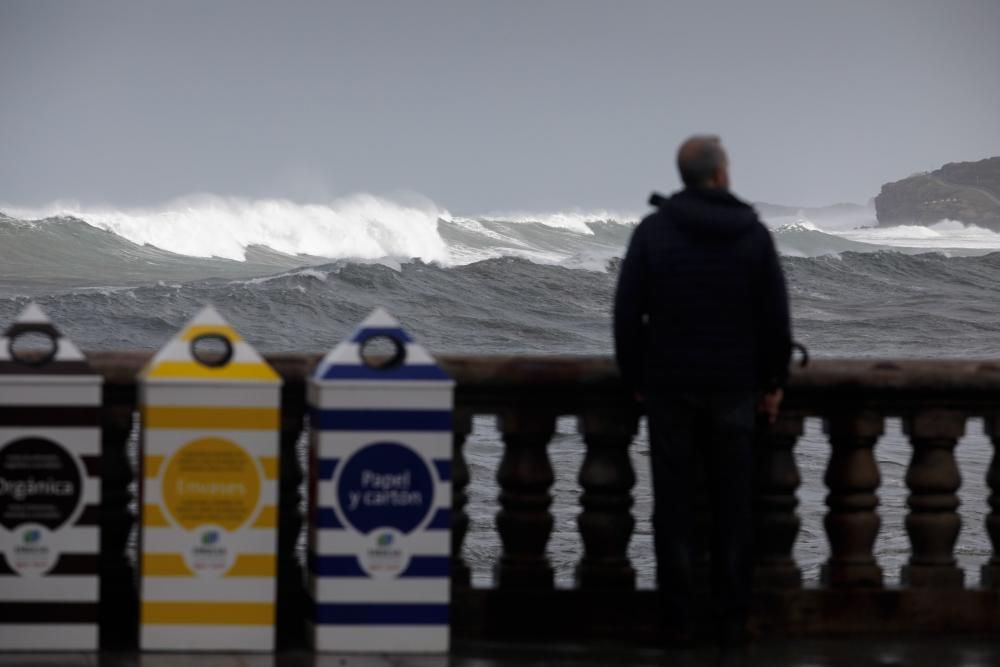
top-left (161, 437), bottom-right (261, 531)
top-left (7, 523), bottom-right (58, 576)
top-left (0, 437), bottom-right (83, 531)
top-left (336, 442), bottom-right (434, 535)
top-left (183, 524), bottom-right (235, 577)
top-left (359, 527), bottom-right (410, 579)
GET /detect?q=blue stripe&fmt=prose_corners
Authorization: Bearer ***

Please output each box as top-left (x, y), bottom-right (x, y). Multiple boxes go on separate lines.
top-left (433, 459), bottom-right (451, 481)
top-left (317, 507), bottom-right (343, 529)
top-left (427, 508), bottom-right (450, 530)
top-left (312, 555), bottom-right (366, 577)
top-left (350, 327), bottom-right (414, 344)
top-left (313, 409), bottom-right (452, 431)
top-left (318, 458), bottom-right (338, 480)
top-left (320, 365), bottom-right (451, 381)
top-left (316, 603), bottom-right (448, 625)
top-left (311, 554), bottom-right (450, 578)
top-left (401, 556), bottom-right (450, 577)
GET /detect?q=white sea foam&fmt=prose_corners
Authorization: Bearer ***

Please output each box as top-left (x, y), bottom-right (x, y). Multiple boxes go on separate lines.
top-left (759, 205), bottom-right (877, 232)
top-left (471, 209), bottom-right (640, 234)
top-left (5, 194), bottom-right (450, 263)
top-left (833, 220), bottom-right (1000, 250)
top-left (5, 193), bottom-right (998, 267)
top-left (441, 214), bottom-right (610, 266)
top-left (236, 267), bottom-right (334, 286)
top-left (444, 242), bottom-right (571, 267)
top-left (772, 219), bottom-right (823, 233)
top-left (444, 216), bottom-right (524, 244)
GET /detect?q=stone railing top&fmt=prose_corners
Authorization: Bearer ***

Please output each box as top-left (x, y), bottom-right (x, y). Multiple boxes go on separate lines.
top-left (85, 352), bottom-right (1000, 414)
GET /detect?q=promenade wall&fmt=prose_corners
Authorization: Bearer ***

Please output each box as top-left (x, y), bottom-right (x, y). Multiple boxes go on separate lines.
top-left (86, 353), bottom-right (1000, 647)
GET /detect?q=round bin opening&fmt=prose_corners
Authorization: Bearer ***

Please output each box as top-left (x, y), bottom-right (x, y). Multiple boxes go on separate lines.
top-left (360, 334), bottom-right (406, 370)
top-left (8, 329), bottom-right (59, 366)
top-left (793, 341), bottom-right (810, 368)
top-left (190, 333), bottom-right (234, 368)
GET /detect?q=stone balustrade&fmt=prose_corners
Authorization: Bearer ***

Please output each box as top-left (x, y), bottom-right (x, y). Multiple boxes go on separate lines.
top-left (87, 353), bottom-right (1000, 647)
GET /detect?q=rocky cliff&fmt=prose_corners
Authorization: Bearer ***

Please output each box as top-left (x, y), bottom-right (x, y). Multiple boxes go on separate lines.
top-left (875, 157), bottom-right (1000, 229)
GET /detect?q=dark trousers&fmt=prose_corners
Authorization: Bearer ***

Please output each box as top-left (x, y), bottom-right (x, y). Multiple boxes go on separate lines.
top-left (645, 391), bottom-right (756, 628)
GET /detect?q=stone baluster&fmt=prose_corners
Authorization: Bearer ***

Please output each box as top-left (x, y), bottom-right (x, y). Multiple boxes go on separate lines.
top-left (275, 371), bottom-right (308, 649)
top-left (982, 415), bottom-right (1000, 588)
top-left (575, 408), bottom-right (639, 590)
top-left (902, 409), bottom-right (965, 588)
top-left (495, 410), bottom-right (557, 589)
top-left (99, 390), bottom-right (139, 649)
top-left (451, 409), bottom-right (473, 589)
top-left (821, 411), bottom-right (884, 588)
top-left (980, 415), bottom-right (1000, 588)
top-left (753, 412), bottom-right (804, 589)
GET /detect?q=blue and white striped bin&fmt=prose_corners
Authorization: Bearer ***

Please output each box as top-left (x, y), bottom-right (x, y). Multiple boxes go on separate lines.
top-left (308, 308), bottom-right (453, 653)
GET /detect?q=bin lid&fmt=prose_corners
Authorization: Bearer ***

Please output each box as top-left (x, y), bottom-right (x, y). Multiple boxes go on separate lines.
top-left (142, 305), bottom-right (280, 384)
top-left (314, 307), bottom-right (452, 383)
top-left (0, 302), bottom-right (94, 377)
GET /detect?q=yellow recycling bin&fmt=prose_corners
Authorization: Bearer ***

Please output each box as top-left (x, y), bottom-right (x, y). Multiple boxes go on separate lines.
top-left (139, 305), bottom-right (281, 651)
top-left (0, 303), bottom-right (102, 650)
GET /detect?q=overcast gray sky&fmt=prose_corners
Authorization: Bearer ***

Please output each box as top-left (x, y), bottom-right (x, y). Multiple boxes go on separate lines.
top-left (2, 0), bottom-right (998, 212)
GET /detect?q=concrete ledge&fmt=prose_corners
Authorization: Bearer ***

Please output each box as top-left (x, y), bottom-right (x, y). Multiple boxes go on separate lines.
top-left (7, 638), bottom-right (1000, 667)
top-left (452, 588), bottom-right (1000, 641)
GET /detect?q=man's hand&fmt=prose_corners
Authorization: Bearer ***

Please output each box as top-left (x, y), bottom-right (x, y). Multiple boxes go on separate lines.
top-left (758, 388), bottom-right (783, 424)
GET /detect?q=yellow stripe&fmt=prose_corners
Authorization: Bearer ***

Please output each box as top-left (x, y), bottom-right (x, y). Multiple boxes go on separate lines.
top-left (145, 361), bottom-right (280, 381)
top-left (180, 325), bottom-right (244, 342)
top-left (143, 504), bottom-right (170, 527)
top-left (251, 505), bottom-right (277, 529)
top-left (226, 554), bottom-right (276, 577)
top-left (259, 456), bottom-right (279, 480)
top-left (142, 601), bottom-right (273, 626)
top-left (145, 455), bottom-right (165, 478)
top-left (143, 553), bottom-right (193, 577)
top-left (144, 406), bottom-right (279, 430)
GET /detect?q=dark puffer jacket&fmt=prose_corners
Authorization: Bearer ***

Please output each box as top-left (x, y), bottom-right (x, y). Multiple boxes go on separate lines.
top-left (613, 187), bottom-right (792, 393)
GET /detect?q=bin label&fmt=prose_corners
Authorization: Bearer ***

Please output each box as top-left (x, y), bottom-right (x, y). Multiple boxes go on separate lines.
top-left (0, 438), bottom-right (83, 576)
top-left (185, 525), bottom-right (236, 576)
top-left (0, 438), bottom-right (83, 532)
top-left (161, 437), bottom-right (262, 532)
top-left (337, 442), bottom-right (434, 535)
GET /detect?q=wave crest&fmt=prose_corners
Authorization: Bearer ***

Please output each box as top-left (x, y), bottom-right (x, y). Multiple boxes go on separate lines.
top-left (464, 209), bottom-right (639, 234)
top-left (835, 219), bottom-right (1000, 249)
top-left (3, 194), bottom-right (450, 263)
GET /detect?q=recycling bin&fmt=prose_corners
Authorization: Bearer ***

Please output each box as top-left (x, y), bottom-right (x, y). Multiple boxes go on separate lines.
top-left (139, 305), bottom-right (281, 651)
top-left (308, 307), bottom-right (454, 652)
top-left (0, 303), bottom-right (102, 650)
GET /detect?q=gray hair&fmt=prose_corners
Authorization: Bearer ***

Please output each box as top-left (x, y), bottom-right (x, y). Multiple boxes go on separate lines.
top-left (676, 135), bottom-right (726, 187)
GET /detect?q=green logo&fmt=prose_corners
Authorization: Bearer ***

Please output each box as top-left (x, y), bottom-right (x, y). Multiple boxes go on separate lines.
top-left (202, 530), bottom-right (219, 545)
top-left (23, 529), bottom-right (41, 544)
top-left (377, 532), bottom-right (394, 547)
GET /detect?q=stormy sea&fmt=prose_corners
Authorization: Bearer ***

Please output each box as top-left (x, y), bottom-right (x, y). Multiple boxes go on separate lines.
top-left (2, 193), bottom-right (999, 588)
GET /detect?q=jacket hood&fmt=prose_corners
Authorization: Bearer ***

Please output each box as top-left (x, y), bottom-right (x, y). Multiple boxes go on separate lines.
top-left (653, 187), bottom-right (759, 241)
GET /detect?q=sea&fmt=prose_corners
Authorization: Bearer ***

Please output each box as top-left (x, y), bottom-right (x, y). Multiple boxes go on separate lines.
top-left (2, 193), bottom-right (999, 589)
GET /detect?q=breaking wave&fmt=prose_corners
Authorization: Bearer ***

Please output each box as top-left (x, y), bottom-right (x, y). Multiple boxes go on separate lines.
top-left (3, 192), bottom-right (1000, 358)
top-left (6, 194), bottom-right (1000, 274)
top-left (834, 219), bottom-right (1000, 249)
top-left (2, 194), bottom-right (450, 263)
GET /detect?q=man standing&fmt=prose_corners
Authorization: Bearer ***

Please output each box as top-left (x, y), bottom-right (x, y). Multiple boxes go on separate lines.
top-left (613, 135), bottom-right (791, 644)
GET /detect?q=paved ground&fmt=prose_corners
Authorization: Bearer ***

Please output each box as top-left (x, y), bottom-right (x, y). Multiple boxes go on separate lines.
top-left (3, 638), bottom-right (1000, 667)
